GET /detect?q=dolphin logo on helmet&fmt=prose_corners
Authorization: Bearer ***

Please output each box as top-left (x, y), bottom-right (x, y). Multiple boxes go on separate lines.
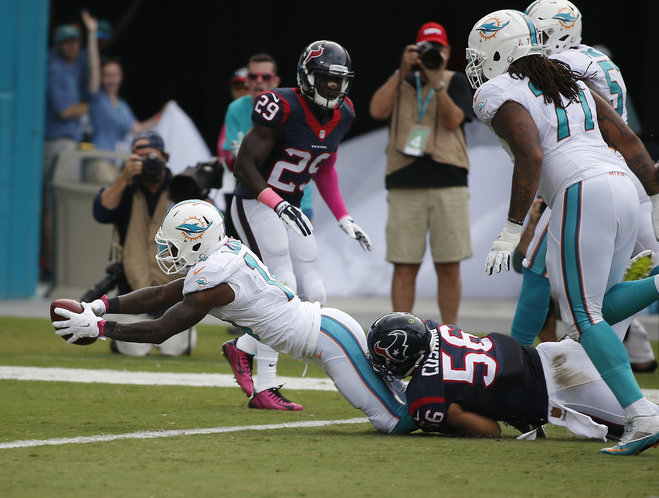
top-left (476, 18), bottom-right (511, 39)
top-left (553, 9), bottom-right (579, 28)
top-left (176, 217), bottom-right (213, 240)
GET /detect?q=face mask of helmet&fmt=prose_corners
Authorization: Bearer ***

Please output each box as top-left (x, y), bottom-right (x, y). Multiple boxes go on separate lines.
top-left (465, 9), bottom-right (543, 89)
top-left (297, 40), bottom-right (354, 110)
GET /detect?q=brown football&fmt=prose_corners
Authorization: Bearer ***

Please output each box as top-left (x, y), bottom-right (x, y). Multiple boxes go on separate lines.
top-left (50, 298), bottom-right (98, 345)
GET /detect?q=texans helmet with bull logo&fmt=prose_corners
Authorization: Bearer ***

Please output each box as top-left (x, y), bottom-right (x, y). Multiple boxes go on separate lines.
top-left (366, 312), bottom-right (436, 379)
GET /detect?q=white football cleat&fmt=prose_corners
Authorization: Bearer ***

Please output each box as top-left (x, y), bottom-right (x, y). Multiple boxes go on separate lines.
top-left (600, 414), bottom-right (659, 456)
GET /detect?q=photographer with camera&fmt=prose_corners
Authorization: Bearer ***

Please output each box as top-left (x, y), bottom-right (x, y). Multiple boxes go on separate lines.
top-left (91, 130), bottom-right (196, 356)
top-left (369, 22), bottom-right (473, 326)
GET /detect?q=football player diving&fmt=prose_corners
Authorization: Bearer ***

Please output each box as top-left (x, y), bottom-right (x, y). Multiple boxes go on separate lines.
top-left (52, 200), bottom-right (416, 434)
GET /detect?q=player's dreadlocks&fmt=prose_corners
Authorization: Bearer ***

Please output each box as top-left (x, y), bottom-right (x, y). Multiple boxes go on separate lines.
top-left (508, 56), bottom-right (583, 106)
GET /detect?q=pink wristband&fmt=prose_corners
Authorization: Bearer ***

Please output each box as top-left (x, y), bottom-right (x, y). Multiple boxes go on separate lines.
top-left (98, 320), bottom-right (106, 338)
top-left (101, 294), bottom-right (109, 312)
top-left (258, 187), bottom-right (285, 210)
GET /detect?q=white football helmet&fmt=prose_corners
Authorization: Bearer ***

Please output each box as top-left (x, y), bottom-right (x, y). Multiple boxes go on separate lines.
top-left (465, 9), bottom-right (543, 89)
top-left (525, 0), bottom-right (582, 55)
top-left (155, 200), bottom-right (228, 275)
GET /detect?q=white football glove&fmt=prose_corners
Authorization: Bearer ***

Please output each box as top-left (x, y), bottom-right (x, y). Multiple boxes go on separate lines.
top-left (485, 220), bottom-right (523, 275)
top-left (651, 194), bottom-right (659, 241)
top-left (276, 201), bottom-right (313, 236)
top-left (338, 216), bottom-right (372, 252)
top-left (53, 302), bottom-right (105, 343)
top-left (85, 296), bottom-right (107, 317)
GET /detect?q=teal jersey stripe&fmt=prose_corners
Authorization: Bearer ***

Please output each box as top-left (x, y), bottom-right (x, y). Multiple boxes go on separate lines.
top-left (320, 315), bottom-right (416, 433)
top-left (527, 225), bottom-right (548, 277)
top-left (560, 183), bottom-right (594, 333)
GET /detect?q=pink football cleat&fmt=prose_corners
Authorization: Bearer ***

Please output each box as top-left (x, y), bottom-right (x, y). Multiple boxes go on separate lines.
top-left (222, 338), bottom-right (254, 397)
top-left (248, 385), bottom-right (303, 411)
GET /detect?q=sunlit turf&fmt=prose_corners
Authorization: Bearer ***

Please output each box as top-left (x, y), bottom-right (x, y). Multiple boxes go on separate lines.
top-left (1, 316), bottom-right (658, 497)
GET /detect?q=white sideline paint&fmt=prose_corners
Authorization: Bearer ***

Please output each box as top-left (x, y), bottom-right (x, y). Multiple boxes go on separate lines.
top-left (0, 418), bottom-right (369, 450)
top-left (0, 366), bottom-right (338, 391)
top-left (2, 367), bottom-right (658, 403)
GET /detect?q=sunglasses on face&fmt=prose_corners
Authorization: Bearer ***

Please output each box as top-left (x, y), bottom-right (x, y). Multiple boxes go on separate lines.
top-left (247, 72), bottom-right (275, 82)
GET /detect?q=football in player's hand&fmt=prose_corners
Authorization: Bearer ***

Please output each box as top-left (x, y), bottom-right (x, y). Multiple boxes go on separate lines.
top-left (50, 298), bottom-right (97, 345)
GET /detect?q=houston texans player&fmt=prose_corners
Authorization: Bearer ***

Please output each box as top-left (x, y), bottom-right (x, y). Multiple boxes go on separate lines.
top-left (511, 0), bottom-right (658, 373)
top-left (465, 9), bottom-right (659, 455)
top-left (53, 200), bottom-right (416, 434)
top-left (367, 312), bottom-right (659, 453)
top-left (226, 40), bottom-right (372, 409)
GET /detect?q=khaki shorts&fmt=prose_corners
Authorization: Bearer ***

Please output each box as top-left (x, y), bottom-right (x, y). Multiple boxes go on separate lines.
top-left (386, 187), bottom-right (472, 264)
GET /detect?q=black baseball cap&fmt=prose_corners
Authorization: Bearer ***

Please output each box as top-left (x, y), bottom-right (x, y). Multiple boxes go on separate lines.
top-left (131, 131), bottom-right (165, 152)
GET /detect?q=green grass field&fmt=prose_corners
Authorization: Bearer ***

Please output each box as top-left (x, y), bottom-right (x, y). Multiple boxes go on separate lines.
top-left (1, 316), bottom-right (658, 497)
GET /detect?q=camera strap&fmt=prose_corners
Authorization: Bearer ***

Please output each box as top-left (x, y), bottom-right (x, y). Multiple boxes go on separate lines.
top-left (414, 71), bottom-right (435, 122)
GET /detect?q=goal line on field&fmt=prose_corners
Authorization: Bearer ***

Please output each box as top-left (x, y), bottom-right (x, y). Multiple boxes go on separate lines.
top-left (0, 365), bottom-right (337, 390)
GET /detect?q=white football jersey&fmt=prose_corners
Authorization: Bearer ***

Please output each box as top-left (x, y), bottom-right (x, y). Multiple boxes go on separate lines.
top-left (551, 45), bottom-right (646, 201)
top-left (551, 45), bottom-right (628, 123)
top-left (473, 73), bottom-right (625, 205)
top-left (182, 238), bottom-right (320, 359)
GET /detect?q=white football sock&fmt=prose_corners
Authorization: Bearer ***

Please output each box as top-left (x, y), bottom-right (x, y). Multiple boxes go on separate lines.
top-left (235, 334), bottom-right (258, 355)
top-left (255, 342), bottom-right (278, 393)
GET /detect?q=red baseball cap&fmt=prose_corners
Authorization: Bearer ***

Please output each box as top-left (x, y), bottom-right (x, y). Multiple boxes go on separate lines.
top-left (416, 22), bottom-right (448, 46)
top-left (228, 67), bottom-right (248, 86)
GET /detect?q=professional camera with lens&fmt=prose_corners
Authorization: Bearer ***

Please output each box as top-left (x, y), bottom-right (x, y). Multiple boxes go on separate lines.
top-left (80, 261), bottom-right (129, 303)
top-left (136, 152), bottom-right (165, 183)
top-left (417, 42), bottom-right (444, 70)
top-left (169, 158), bottom-right (224, 203)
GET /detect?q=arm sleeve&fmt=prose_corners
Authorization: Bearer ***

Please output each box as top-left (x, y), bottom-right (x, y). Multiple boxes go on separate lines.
top-left (312, 152), bottom-right (349, 221)
top-left (92, 188), bottom-right (131, 224)
top-left (472, 78), bottom-right (527, 126)
top-left (182, 260), bottom-right (228, 295)
top-left (48, 66), bottom-right (76, 115)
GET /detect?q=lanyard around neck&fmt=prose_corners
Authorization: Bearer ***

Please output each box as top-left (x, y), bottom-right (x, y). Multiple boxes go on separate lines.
top-left (415, 71), bottom-right (435, 122)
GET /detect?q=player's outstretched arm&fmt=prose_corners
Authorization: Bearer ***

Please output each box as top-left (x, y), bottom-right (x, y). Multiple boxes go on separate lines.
top-left (106, 282), bottom-right (235, 344)
top-left (111, 278), bottom-right (185, 315)
top-left (82, 279), bottom-right (186, 317)
top-left (56, 282), bottom-right (234, 345)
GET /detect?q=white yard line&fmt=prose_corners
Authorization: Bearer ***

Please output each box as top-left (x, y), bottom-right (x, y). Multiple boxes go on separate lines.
top-left (0, 418), bottom-right (369, 450)
top-left (2, 366), bottom-right (658, 402)
top-left (0, 365), bottom-right (337, 391)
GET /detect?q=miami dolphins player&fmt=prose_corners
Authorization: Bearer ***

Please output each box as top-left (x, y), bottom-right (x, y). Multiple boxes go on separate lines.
top-left (52, 200), bottom-right (416, 434)
top-left (226, 40), bottom-right (372, 408)
top-left (466, 9), bottom-right (659, 455)
top-left (511, 0), bottom-right (657, 372)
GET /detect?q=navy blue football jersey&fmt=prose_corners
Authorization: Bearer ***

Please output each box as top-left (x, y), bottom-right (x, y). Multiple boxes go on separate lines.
top-left (405, 320), bottom-right (548, 432)
top-left (233, 87), bottom-right (355, 206)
